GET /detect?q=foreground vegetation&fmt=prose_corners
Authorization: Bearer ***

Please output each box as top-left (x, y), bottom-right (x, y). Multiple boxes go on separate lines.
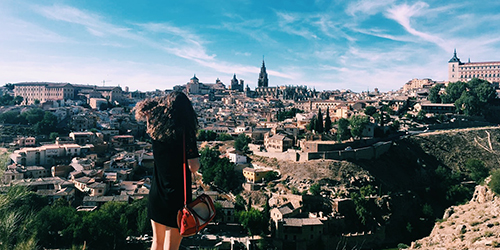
top-left (0, 186), bottom-right (150, 250)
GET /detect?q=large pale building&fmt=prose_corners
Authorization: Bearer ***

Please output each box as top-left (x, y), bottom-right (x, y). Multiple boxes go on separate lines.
top-left (14, 82), bottom-right (74, 105)
top-left (448, 50), bottom-right (500, 83)
top-left (13, 82), bottom-right (124, 105)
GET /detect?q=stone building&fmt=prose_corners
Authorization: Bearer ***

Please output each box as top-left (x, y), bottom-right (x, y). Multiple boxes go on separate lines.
top-left (242, 167), bottom-right (273, 183)
top-left (264, 133), bottom-right (293, 153)
top-left (14, 82), bottom-right (74, 105)
top-left (274, 218), bottom-right (324, 250)
top-left (448, 49), bottom-right (500, 83)
top-left (230, 74), bottom-right (244, 92)
top-left (403, 78), bottom-right (436, 92)
top-left (13, 82), bottom-right (124, 105)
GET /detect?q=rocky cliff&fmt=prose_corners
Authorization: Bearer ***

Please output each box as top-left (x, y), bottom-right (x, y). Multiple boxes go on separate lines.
top-left (408, 180), bottom-right (500, 250)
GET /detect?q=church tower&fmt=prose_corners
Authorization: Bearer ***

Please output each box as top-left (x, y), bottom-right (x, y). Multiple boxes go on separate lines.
top-left (448, 49), bottom-right (461, 82)
top-left (230, 74), bottom-right (239, 90)
top-left (258, 59), bottom-right (269, 87)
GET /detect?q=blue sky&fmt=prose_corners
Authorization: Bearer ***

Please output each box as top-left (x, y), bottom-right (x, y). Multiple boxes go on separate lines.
top-left (1, 0), bottom-right (500, 92)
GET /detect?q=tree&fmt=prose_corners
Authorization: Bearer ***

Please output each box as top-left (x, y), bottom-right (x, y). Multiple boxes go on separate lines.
top-left (0, 150), bottom-right (10, 179)
top-left (99, 102), bottom-right (108, 111)
top-left (422, 203), bottom-right (433, 218)
top-left (455, 91), bottom-right (481, 116)
top-left (469, 78), bottom-right (496, 103)
top-left (238, 208), bottom-right (267, 236)
top-left (0, 186), bottom-right (48, 249)
top-left (234, 133), bottom-right (251, 153)
top-left (442, 81), bottom-right (467, 103)
top-left (416, 110), bottom-right (427, 121)
top-left (13, 96), bottom-right (23, 105)
top-left (315, 108), bottom-right (324, 133)
top-left (199, 146), bottom-right (242, 193)
top-left (216, 133), bottom-right (233, 141)
top-left (428, 83), bottom-right (444, 103)
top-left (349, 115), bottom-right (369, 139)
top-left (0, 111), bottom-right (20, 124)
top-left (34, 205), bottom-right (78, 248)
top-left (35, 112), bottom-right (58, 134)
top-left (364, 106), bottom-right (377, 116)
top-left (197, 130), bottom-right (217, 141)
top-left (337, 118), bottom-right (351, 142)
top-left (360, 185), bottom-right (376, 197)
top-left (307, 115), bottom-right (317, 132)
top-left (309, 183), bottom-right (321, 196)
top-left (465, 159), bottom-right (489, 183)
top-left (199, 146), bottom-right (221, 182)
top-left (0, 94), bottom-right (13, 105)
top-left (277, 108), bottom-right (303, 122)
top-left (350, 192), bottom-right (371, 225)
top-left (21, 108), bottom-right (45, 125)
top-left (3, 83), bottom-right (14, 90)
top-left (212, 157), bottom-right (241, 193)
top-left (263, 171), bottom-right (279, 182)
top-left (213, 202), bottom-right (224, 223)
top-left (49, 132), bottom-right (59, 141)
top-left (234, 195), bottom-right (246, 212)
top-left (324, 107), bottom-right (332, 133)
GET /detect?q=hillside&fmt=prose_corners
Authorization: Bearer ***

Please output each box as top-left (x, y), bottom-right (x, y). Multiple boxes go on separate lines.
top-left (252, 127), bottom-right (500, 195)
top-left (249, 126), bottom-right (500, 247)
top-left (408, 181), bottom-right (500, 250)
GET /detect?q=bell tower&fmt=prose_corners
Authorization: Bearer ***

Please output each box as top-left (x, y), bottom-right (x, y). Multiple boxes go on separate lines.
top-left (448, 49), bottom-right (461, 82)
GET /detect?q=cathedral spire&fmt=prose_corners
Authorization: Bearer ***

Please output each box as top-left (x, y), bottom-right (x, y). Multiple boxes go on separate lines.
top-left (258, 57), bottom-right (269, 88)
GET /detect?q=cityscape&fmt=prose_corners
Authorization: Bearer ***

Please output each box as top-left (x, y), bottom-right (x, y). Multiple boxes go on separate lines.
top-left (1, 50), bottom-right (500, 249)
top-left (2, 1), bottom-right (500, 250)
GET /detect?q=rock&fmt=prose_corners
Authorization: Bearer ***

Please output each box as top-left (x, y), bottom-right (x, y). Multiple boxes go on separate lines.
top-left (409, 183), bottom-right (500, 250)
top-left (442, 206), bottom-right (454, 220)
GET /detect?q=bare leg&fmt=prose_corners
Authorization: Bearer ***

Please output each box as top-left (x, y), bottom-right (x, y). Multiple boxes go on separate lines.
top-left (151, 220), bottom-right (166, 250)
top-left (164, 226), bottom-right (182, 250)
top-left (151, 220), bottom-right (183, 250)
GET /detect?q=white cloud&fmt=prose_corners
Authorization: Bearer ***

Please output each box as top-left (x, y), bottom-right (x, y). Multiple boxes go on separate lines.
top-left (350, 27), bottom-right (413, 43)
top-left (276, 12), bottom-right (318, 40)
top-left (346, 0), bottom-right (395, 16)
top-left (234, 51), bottom-right (252, 57)
top-left (385, 2), bottom-right (449, 50)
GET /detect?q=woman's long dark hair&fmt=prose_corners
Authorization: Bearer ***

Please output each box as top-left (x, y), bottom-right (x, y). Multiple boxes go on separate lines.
top-left (134, 91), bottom-right (198, 142)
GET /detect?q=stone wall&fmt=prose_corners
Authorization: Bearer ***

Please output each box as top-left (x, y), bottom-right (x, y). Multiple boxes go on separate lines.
top-left (253, 141), bottom-right (393, 162)
top-left (299, 141), bottom-right (392, 162)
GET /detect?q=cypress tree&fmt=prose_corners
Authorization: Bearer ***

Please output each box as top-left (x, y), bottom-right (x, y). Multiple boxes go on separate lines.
top-left (324, 107), bottom-right (332, 133)
top-left (316, 108), bottom-right (324, 133)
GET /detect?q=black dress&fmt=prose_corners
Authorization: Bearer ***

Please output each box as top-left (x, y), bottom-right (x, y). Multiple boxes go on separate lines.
top-left (148, 134), bottom-right (199, 228)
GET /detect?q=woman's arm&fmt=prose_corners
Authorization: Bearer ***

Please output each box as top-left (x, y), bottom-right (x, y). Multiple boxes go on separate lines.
top-left (187, 158), bottom-right (200, 173)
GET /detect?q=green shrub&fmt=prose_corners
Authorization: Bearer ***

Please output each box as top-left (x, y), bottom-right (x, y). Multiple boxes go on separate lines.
top-left (489, 170), bottom-right (500, 196)
top-left (397, 243), bottom-right (409, 249)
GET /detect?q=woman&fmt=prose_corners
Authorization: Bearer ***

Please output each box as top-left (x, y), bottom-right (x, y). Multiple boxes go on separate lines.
top-left (134, 91), bottom-right (200, 250)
